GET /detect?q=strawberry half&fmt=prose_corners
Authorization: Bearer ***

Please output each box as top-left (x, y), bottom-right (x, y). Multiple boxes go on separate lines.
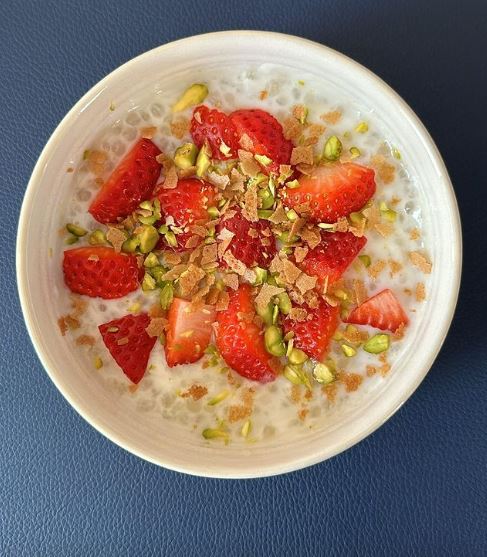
top-left (191, 105), bottom-right (239, 160)
top-left (217, 210), bottom-right (277, 268)
top-left (297, 231), bottom-right (367, 286)
top-left (89, 138), bottom-right (162, 224)
top-left (63, 246), bottom-right (143, 299)
top-left (216, 284), bottom-right (279, 383)
top-left (230, 108), bottom-right (293, 170)
top-left (345, 289), bottom-right (409, 332)
top-left (165, 298), bottom-right (216, 367)
top-left (282, 299), bottom-right (340, 361)
top-left (157, 178), bottom-right (217, 250)
top-left (99, 313), bottom-right (156, 383)
top-left (282, 162), bottom-right (376, 223)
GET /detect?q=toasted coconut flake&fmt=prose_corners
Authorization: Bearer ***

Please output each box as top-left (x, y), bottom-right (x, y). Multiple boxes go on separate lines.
top-left (295, 163), bottom-right (315, 176)
top-left (371, 154), bottom-right (396, 184)
top-left (106, 226), bottom-right (127, 252)
top-left (367, 260), bottom-right (386, 280)
top-left (409, 251), bottom-right (432, 274)
top-left (335, 217), bottom-right (349, 233)
top-left (164, 251), bottom-right (182, 266)
top-left (292, 105), bottom-right (307, 122)
top-left (181, 384), bottom-right (208, 401)
top-left (304, 290), bottom-right (319, 309)
top-left (415, 282), bottom-right (426, 302)
top-left (282, 117), bottom-right (304, 141)
top-left (323, 294), bottom-right (339, 307)
top-left (353, 279), bottom-right (368, 306)
top-left (239, 133), bottom-right (254, 151)
top-left (362, 205), bottom-right (381, 228)
top-left (268, 203), bottom-right (288, 224)
top-left (170, 119), bottom-right (190, 139)
top-left (223, 273), bottom-right (239, 291)
top-left (217, 229), bottom-right (235, 259)
top-left (216, 290), bottom-right (230, 311)
top-left (389, 260), bottom-right (403, 277)
top-left (188, 224), bottom-right (206, 238)
top-left (207, 171), bottom-right (230, 190)
top-left (300, 226), bottom-right (321, 250)
top-left (295, 272), bottom-right (317, 294)
top-left (229, 168), bottom-right (245, 191)
top-left (179, 264), bottom-right (206, 296)
top-left (374, 222), bottom-right (394, 238)
top-left (254, 283), bottom-right (285, 311)
top-left (162, 165), bottom-right (178, 189)
top-left (189, 246), bottom-right (203, 263)
top-left (321, 110), bottom-right (342, 124)
top-left (177, 166), bottom-right (197, 179)
top-left (76, 335), bottom-right (95, 347)
top-left (200, 243), bottom-right (218, 267)
top-left (222, 251), bottom-right (247, 276)
top-left (238, 150), bottom-right (260, 177)
top-left (289, 307), bottom-right (308, 322)
top-left (269, 254), bottom-right (285, 275)
top-left (242, 183), bottom-right (259, 222)
top-left (243, 268), bottom-right (257, 284)
top-left (409, 227), bottom-right (421, 240)
top-left (291, 146), bottom-right (314, 166)
top-left (149, 303), bottom-right (165, 318)
top-left (162, 263), bottom-right (188, 281)
top-left (145, 317), bottom-right (168, 338)
top-left (140, 126), bottom-right (157, 139)
top-left (282, 259), bottom-right (302, 284)
top-left (294, 246), bottom-right (309, 263)
top-left (289, 217), bottom-right (306, 240)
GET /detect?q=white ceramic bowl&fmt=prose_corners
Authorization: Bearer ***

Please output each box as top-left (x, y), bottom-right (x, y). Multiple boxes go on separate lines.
top-left (17, 31), bottom-right (461, 478)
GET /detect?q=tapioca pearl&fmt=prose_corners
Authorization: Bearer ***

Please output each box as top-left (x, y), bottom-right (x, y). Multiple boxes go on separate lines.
top-left (263, 425), bottom-right (276, 438)
top-left (150, 103), bottom-right (164, 118)
top-left (404, 201), bottom-right (416, 215)
top-left (125, 111), bottom-right (141, 126)
top-left (111, 140), bottom-right (125, 156)
top-left (122, 127), bottom-right (137, 142)
top-left (76, 188), bottom-right (92, 202)
top-left (136, 398), bottom-right (156, 412)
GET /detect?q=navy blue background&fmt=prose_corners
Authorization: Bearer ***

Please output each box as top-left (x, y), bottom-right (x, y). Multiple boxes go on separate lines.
top-left (1, 1), bottom-right (486, 555)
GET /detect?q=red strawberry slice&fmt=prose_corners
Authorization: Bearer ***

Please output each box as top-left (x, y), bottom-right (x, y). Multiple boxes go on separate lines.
top-left (282, 299), bottom-right (340, 361)
top-left (190, 105), bottom-right (239, 160)
top-left (165, 298), bottom-right (216, 367)
top-left (99, 313), bottom-right (156, 383)
top-left (89, 138), bottom-right (162, 224)
top-left (157, 178), bottom-right (217, 250)
top-left (216, 284), bottom-right (279, 383)
top-left (63, 246), bottom-right (143, 299)
top-left (217, 210), bottom-right (277, 268)
top-left (297, 231), bottom-right (367, 286)
top-left (345, 289), bottom-right (409, 332)
top-left (282, 162), bottom-right (376, 223)
top-left (230, 109), bottom-right (293, 170)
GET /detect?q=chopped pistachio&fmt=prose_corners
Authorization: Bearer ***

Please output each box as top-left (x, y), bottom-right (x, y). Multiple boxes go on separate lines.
top-left (379, 203), bottom-right (397, 222)
top-left (286, 209), bottom-right (299, 222)
top-left (208, 390), bottom-right (230, 406)
top-left (284, 365), bottom-right (302, 385)
top-left (66, 223), bottom-right (87, 237)
top-left (196, 142), bottom-right (211, 177)
top-left (272, 303), bottom-right (279, 325)
top-left (174, 142), bottom-right (198, 169)
top-left (138, 225), bottom-right (159, 253)
top-left (363, 334), bottom-right (390, 354)
top-left (94, 356), bottom-right (103, 370)
top-left (122, 235), bottom-right (140, 253)
top-left (355, 121), bottom-right (369, 133)
top-left (149, 265), bottom-right (167, 286)
top-left (349, 146), bottom-right (361, 159)
top-left (252, 267), bottom-right (268, 286)
top-left (258, 188), bottom-right (275, 210)
top-left (332, 330), bottom-right (343, 341)
top-left (65, 235), bottom-right (79, 245)
top-left (257, 209), bottom-right (274, 219)
top-left (255, 154), bottom-right (272, 166)
top-left (392, 147), bottom-right (402, 160)
top-left (128, 302), bottom-right (141, 314)
top-left (341, 344), bottom-right (357, 357)
top-left (138, 198), bottom-right (162, 225)
top-left (204, 344), bottom-right (218, 356)
top-left (160, 283), bottom-right (174, 310)
top-left (285, 179), bottom-right (300, 189)
top-left (173, 83), bottom-right (208, 112)
top-left (298, 80), bottom-right (305, 86)
top-left (323, 135), bottom-right (342, 161)
top-left (349, 211), bottom-right (364, 225)
top-left (202, 428), bottom-right (229, 441)
top-left (144, 252), bottom-right (159, 267)
top-left (88, 229), bottom-right (107, 245)
top-left (296, 106), bottom-right (308, 124)
top-left (219, 141), bottom-right (231, 156)
top-left (264, 325), bottom-right (286, 357)
top-left (358, 254), bottom-right (371, 268)
top-left (288, 348), bottom-right (308, 365)
top-left (286, 338), bottom-right (294, 357)
top-left (82, 149), bottom-right (90, 161)
top-left (318, 222), bottom-right (336, 230)
top-left (277, 292), bottom-right (292, 315)
top-left (164, 230), bottom-right (178, 248)
top-left (334, 289), bottom-right (348, 301)
top-left (142, 273), bottom-right (156, 291)
top-left (140, 200), bottom-right (153, 211)
top-left (241, 420), bottom-right (252, 438)
top-left (256, 301), bottom-right (273, 326)
top-left (207, 206), bottom-right (220, 219)
top-left (313, 361), bottom-right (335, 384)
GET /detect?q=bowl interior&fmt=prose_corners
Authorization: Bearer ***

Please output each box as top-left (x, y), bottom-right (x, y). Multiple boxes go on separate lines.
top-left (17, 32), bottom-right (461, 478)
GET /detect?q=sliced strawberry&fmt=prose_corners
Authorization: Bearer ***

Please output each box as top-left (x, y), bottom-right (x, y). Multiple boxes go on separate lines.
top-left (157, 178), bottom-right (217, 250)
top-left (165, 298), bottom-right (216, 367)
top-left (216, 284), bottom-right (279, 383)
top-left (345, 289), bottom-right (409, 332)
top-left (63, 246), bottom-right (143, 299)
top-left (89, 138), bottom-right (162, 224)
top-left (99, 313), bottom-right (156, 383)
top-left (297, 231), bottom-right (367, 286)
top-left (282, 299), bottom-right (339, 361)
top-left (217, 210), bottom-right (277, 268)
top-left (190, 105), bottom-right (239, 160)
top-left (282, 162), bottom-right (376, 223)
top-left (230, 108), bottom-right (293, 170)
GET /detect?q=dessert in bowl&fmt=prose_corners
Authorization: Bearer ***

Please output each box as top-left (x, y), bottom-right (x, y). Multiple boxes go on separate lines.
top-left (17, 32), bottom-right (461, 478)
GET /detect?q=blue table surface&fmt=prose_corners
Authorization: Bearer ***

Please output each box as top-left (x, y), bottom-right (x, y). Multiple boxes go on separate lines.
top-left (1, 0), bottom-right (486, 555)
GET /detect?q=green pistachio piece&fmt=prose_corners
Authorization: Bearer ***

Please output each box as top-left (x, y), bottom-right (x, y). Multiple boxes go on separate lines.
top-left (196, 142), bottom-right (211, 177)
top-left (257, 209), bottom-right (273, 219)
top-left (122, 235), bottom-right (140, 253)
top-left (138, 225), bottom-right (159, 253)
top-left (283, 365), bottom-right (303, 385)
top-left (264, 325), bottom-right (286, 357)
top-left (272, 304), bottom-right (279, 325)
top-left (277, 292), bottom-right (292, 315)
top-left (202, 428), bottom-right (229, 441)
top-left (142, 273), bottom-right (156, 291)
top-left (358, 254), bottom-right (371, 268)
top-left (65, 235), bottom-right (79, 245)
top-left (255, 154), bottom-right (272, 166)
top-left (286, 209), bottom-right (299, 222)
top-left (363, 334), bottom-right (390, 354)
top-left (341, 344), bottom-right (357, 357)
top-left (139, 200), bottom-right (153, 211)
top-left (392, 147), bottom-right (402, 160)
top-left (174, 142), bottom-right (198, 169)
top-left (256, 301), bottom-right (273, 326)
top-left (93, 356), bottom-right (103, 370)
top-left (207, 206), bottom-right (220, 219)
top-left (258, 188), bottom-right (275, 210)
top-left (318, 222), bottom-right (336, 230)
top-left (144, 252), bottom-right (159, 267)
top-left (349, 147), bottom-right (361, 159)
top-left (88, 229), bottom-right (107, 245)
top-left (252, 267), bottom-right (268, 286)
top-left (288, 348), bottom-right (308, 365)
top-left (164, 230), bottom-right (178, 248)
top-left (349, 211), bottom-right (364, 225)
top-left (323, 135), bottom-right (342, 161)
top-left (313, 362), bottom-right (335, 385)
top-left (208, 390), bottom-right (229, 406)
top-left (379, 203), bottom-right (397, 222)
top-left (173, 83), bottom-right (208, 112)
top-left (285, 179), bottom-right (300, 189)
top-left (355, 121), bottom-right (369, 133)
top-left (160, 283), bottom-right (174, 310)
top-left (66, 223), bottom-right (87, 237)
top-left (241, 420), bottom-right (252, 438)
top-left (149, 265), bottom-right (166, 286)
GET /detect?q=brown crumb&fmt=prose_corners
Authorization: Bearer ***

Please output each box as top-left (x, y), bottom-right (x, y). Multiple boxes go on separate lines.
top-left (58, 317), bottom-right (68, 336)
top-left (106, 226), bottom-right (127, 252)
top-left (185, 235), bottom-right (202, 250)
top-left (239, 134), bottom-right (254, 151)
top-left (200, 243), bottom-right (218, 267)
top-left (366, 365), bottom-right (377, 377)
top-left (145, 317), bottom-right (168, 338)
top-left (242, 182), bottom-right (259, 222)
top-left (268, 203), bottom-right (288, 225)
top-left (295, 272), bottom-right (317, 294)
top-left (282, 117), bottom-right (304, 141)
top-left (415, 282), bottom-right (426, 302)
top-left (178, 264), bottom-right (205, 296)
top-left (217, 228), bottom-right (235, 258)
top-left (207, 171), bottom-right (230, 190)
top-left (228, 388), bottom-right (254, 423)
top-left (292, 104), bottom-right (307, 123)
top-left (409, 228), bottom-right (421, 241)
top-left (321, 110), bottom-right (342, 124)
top-left (374, 222), bottom-right (394, 238)
top-left (164, 251), bottom-right (182, 266)
top-left (289, 307), bottom-right (308, 322)
top-left (371, 154), bottom-right (396, 184)
top-left (180, 384), bottom-right (208, 401)
top-left (368, 260), bottom-right (386, 280)
top-left (238, 150), bottom-right (260, 177)
top-left (389, 260), bottom-right (403, 277)
top-left (294, 246), bottom-right (309, 263)
top-left (64, 315), bottom-right (80, 330)
top-left (140, 126), bottom-right (157, 139)
top-left (300, 226), bottom-right (321, 250)
top-left (290, 385), bottom-right (302, 404)
top-left (66, 167), bottom-right (74, 173)
top-left (223, 273), bottom-right (239, 291)
top-left (254, 283), bottom-right (284, 311)
top-left (223, 251), bottom-right (247, 276)
top-left (162, 165), bottom-right (178, 189)
top-left (170, 119), bottom-right (189, 139)
top-left (282, 259), bottom-right (302, 284)
top-left (128, 384), bottom-right (139, 394)
top-left (409, 251), bottom-right (432, 274)
top-left (76, 335), bottom-right (95, 347)
top-left (291, 146), bottom-right (314, 166)
top-left (322, 383), bottom-right (338, 403)
top-left (259, 90), bottom-right (268, 100)
top-left (216, 290), bottom-right (230, 311)
top-left (298, 408), bottom-right (309, 421)
top-left (338, 372), bottom-right (363, 392)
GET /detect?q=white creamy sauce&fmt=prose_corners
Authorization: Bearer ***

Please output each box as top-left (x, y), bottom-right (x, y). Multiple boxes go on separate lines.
top-left (58, 63), bottom-right (430, 444)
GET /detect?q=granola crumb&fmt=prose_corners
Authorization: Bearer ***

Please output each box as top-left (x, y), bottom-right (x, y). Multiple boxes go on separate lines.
top-left (415, 282), bottom-right (426, 302)
top-left (338, 372), bottom-right (363, 393)
top-left (371, 154), bottom-right (396, 184)
top-left (409, 251), bottom-right (432, 274)
top-left (320, 110), bottom-right (342, 124)
top-left (140, 126), bottom-right (157, 139)
top-left (58, 317), bottom-right (67, 336)
top-left (170, 119), bottom-right (189, 139)
top-left (298, 408), bottom-right (309, 421)
top-left (76, 335), bottom-right (95, 347)
top-left (322, 383), bottom-right (338, 403)
top-left (259, 90), bottom-right (268, 100)
top-left (180, 384), bottom-right (208, 401)
top-left (368, 259), bottom-right (386, 280)
top-left (409, 228), bottom-right (421, 241)
top-left (290, 146), bottom-right (314, 166)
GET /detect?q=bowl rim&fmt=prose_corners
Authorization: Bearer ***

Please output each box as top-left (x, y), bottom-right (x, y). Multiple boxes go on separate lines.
top-left (16, 30), bottom-right (462, 478)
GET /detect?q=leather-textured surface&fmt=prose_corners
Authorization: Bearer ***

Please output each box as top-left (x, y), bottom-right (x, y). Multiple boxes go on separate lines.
top-left (1, 0), bottom-right (486, 554)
